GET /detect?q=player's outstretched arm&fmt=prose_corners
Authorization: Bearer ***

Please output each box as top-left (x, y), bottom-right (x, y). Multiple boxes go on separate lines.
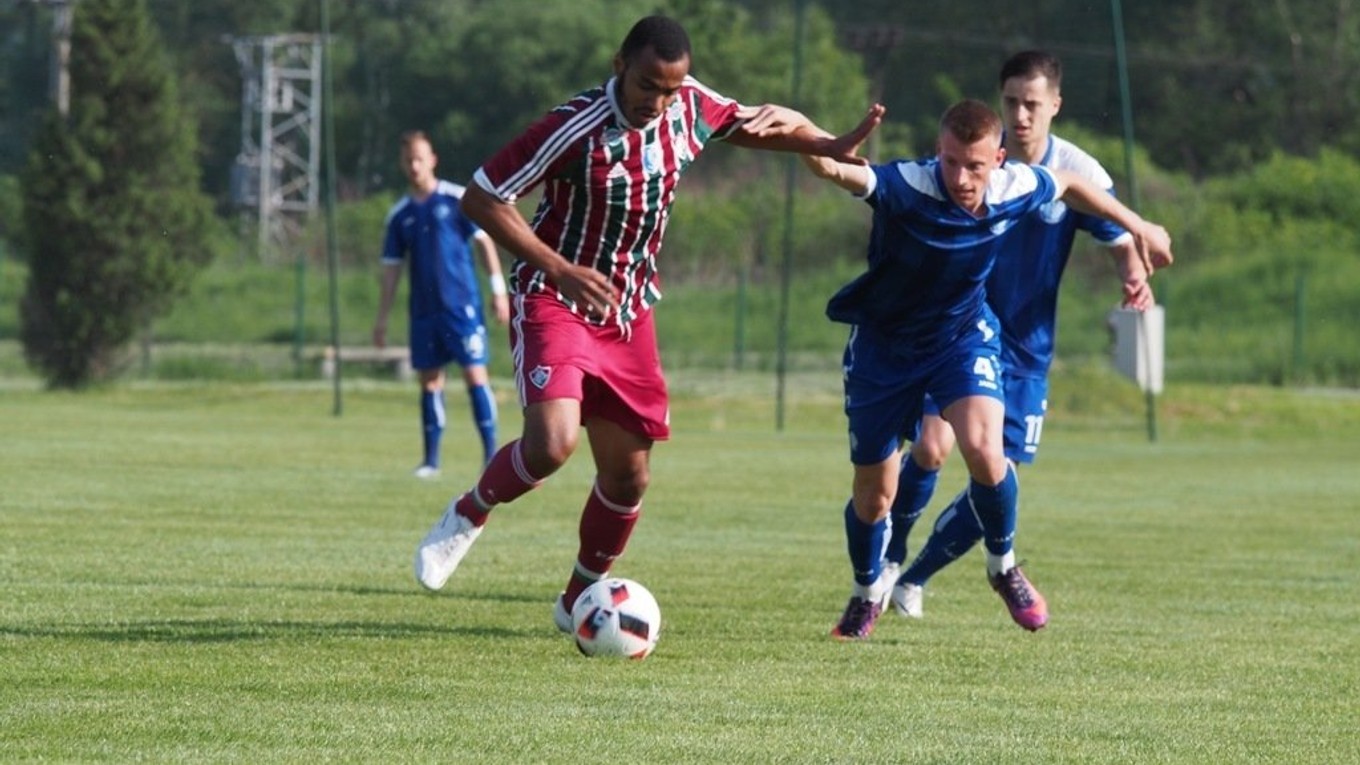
top-left (799, 151), bottom-right (872, 195)
top-left (727, 104), bottom-right (884, 166)
top-left (473, 231), bottom-right (511, 324)
top-left (1054, 169), bottom-right (1173, 278)
top-left (1108, 240), bottom-right (1155, 311)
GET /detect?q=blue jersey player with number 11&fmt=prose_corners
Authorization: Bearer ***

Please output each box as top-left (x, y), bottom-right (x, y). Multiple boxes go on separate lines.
top-left (882, 51), bottom-right (1169, 626)
top-left (801, 99), bottom-right (1173, 640)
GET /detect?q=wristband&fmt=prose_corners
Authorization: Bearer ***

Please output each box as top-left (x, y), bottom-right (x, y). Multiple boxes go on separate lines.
top-left (489, 274), bottom-right (507, 296)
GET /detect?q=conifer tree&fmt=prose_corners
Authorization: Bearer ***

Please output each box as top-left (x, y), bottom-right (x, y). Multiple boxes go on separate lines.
top-left (20, 0), bottom-right (212, 387)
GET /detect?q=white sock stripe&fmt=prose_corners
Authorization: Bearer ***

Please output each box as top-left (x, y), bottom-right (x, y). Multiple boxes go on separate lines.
top-left (468, 488), bottom-right (490, 511)
top-left (432, 391), bottom-right (446, 428)
top-left (509, 441), bottom-right (543, 486)
top-left (592, 482), bottom-right (640, 514)
top-left (573, 561), bottom-right (607, 580)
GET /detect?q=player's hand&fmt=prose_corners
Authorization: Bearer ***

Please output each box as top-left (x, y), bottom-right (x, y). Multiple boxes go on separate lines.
top-left (1133, 222), bottom-right (1173, 277)
top-left (820, 103), bottom-right (885, 166)
top-left (1121, 277), bottom-right (1155, 312)
top-left (555, 263), bottom-right (619, 320)
top-left (491, 294), bottom-right (510, 325)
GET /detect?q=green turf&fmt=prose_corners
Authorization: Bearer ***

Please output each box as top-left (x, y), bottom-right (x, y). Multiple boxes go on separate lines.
top-left (2, 373), bottom-right (1357, 763)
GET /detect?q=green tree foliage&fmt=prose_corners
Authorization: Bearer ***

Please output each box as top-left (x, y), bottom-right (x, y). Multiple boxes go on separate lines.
top-left (19, 0), bottom-right (213, 388)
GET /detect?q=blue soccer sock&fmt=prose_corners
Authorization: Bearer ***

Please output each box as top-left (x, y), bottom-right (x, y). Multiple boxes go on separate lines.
top-left (902, 490), bottom-right (983, 586)
top-left (967, 465), bottom-right (1019, 573)
top-left (467, 383), bottom-right (497, 465)
top-left (844, 500), bottom-right (888, 588)
top-left (885, 454), bottom-right (939, 566)
top-left (420, 389), bottom-right (446, 468)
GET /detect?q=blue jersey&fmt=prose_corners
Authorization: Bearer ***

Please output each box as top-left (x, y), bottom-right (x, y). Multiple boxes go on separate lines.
top-left (988, 136), bottom-right (1130, 378)
top-left (382, 180), bottom-right (484, 321)
top-left (826, 159), bottom-right (1059, 360)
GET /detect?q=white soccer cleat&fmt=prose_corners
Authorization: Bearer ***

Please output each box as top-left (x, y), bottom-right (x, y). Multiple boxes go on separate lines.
top-left (413, 464), bottom-right (440, 480)
top-left (413, 503), bottom-right (483, 590)
top-left (552, 593), bottom-right (572, 634)
top-left (891, 582), bottom-right (925, 619)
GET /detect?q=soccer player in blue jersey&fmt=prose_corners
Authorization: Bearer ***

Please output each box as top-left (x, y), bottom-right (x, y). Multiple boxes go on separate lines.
top-left (882, 51), bottom-right (1168, 627)
top-left (802, 99), bottom-right (1172, 640)
top-left (373, 131), bottom-right (511, 478)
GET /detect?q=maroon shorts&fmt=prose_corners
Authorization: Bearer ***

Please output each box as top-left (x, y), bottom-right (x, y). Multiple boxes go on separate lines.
top-left (510, 294), bottom-right (670, 441)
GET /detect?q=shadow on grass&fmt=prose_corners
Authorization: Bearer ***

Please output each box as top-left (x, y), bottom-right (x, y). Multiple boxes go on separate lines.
top-left (0, 617), bottom-right (537, 643)
top-left (49, 576), bottom-right (553, 605)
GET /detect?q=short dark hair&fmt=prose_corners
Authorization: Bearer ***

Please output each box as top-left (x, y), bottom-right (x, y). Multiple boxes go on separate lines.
top-left (619, 15), bottom-right (691, 65)
top-left (998, 50), bottom-right (1063, 90)
top-left (939, 99), bottom-right (1003, 144)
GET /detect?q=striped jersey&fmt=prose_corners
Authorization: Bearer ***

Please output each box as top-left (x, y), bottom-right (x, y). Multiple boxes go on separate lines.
top-left (473, 76), bottom-right (743, 325)
top-left (826, 158), bottom-right (1059, 360)
top-left (988, 135), bottom-right (1130, 378)
top-left (382, 180), bottom-right (484, 321)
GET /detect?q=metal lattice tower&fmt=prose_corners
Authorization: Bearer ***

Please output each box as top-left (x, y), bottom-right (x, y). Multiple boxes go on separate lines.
top-left (27, 0), bottom-right (74, 115)
top-left (229, 34), bottom-right (323, 261)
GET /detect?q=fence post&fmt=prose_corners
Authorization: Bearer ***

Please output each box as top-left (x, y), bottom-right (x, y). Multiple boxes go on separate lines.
top-left (1292, 264), bottom-right (1308, 384)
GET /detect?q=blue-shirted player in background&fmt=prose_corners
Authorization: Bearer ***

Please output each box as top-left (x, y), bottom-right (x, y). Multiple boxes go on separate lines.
top-left (802, 99), bottom-right (1172, 640)
top-left (374, 130), bottom-right (511, 478)
top-left (882, 51), bottom-right (1170, 627)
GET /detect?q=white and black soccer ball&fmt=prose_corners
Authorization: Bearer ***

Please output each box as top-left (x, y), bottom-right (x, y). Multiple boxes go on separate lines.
top-left (570, 578), bottom-right (661, 659)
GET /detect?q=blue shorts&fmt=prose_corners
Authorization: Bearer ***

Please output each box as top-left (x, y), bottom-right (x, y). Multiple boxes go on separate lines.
top-left (1000, 374), bottom-right (1047, 464)
top-left (409, 309), bottom-right (489, 371)
top-left (843, 319), bottom-right (1003, 466)
top-left (917, 374), bottom-right (1048, 463)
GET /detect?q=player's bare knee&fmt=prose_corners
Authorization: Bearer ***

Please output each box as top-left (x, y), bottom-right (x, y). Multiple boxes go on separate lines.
top-left (910, 440), bottom-right (950, 471)
top-left (956, 442), bottom-right (1007, 485)
top-left (598, 465), bottom-right (649, 506)
top-left (521, 434), bottom-right (577, 477)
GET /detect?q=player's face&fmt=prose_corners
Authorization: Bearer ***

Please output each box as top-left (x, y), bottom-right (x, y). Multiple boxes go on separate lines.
top-left (613, 46), bottom-right (690, 128)
top-left (937, 130), bottom-right (1005, 215)
top-left (401, 139), bottom-right (438, 193)
top-left (1000, 76), bottom-right (1062, 154)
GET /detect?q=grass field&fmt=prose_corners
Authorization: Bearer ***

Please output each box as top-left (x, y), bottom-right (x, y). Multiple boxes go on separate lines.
top-left (2, 370), bottom-right (1358, 763)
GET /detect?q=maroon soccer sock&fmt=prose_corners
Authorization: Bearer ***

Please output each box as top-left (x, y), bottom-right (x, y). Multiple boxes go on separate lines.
top-left (562, 484), bottom-right (640, 609)
top-left (475, 439), bottom-right (545, 506)
top-left (452, 492), bottom-right (491, 528)
top-left (452, 440), bottom-right (546, 528)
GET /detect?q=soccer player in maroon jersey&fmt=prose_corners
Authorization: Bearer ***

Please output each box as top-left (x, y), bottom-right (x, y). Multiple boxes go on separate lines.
top-left (411, 14), bottom-right (883, 632)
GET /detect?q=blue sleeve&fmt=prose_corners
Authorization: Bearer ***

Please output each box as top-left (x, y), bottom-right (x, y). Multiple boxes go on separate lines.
top-left (456, 209), bottom-right (480, 242)
top-left (1073, 189), bottom-right (1129, 244)
top-left (381, 213), bottom-right (405, 262)
top-left (867, 163), bottom-right (914, 216)
top-left (1032, 165), bottom-right (1060, 209)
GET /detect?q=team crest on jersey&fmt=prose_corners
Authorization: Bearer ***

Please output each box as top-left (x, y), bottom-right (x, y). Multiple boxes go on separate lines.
top-left (435, 203), bottom-right (451, 220)
top-left (642, 143), bottom-right (665, 176)
top-left (529, 365), bottom-right (552, 389)
top-left (1038, 200), bottom-right (1068, 224)
top-left (671, 132), bottom-right (694, 166)
top-left (989, 219), bottom-right (1013, 236)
